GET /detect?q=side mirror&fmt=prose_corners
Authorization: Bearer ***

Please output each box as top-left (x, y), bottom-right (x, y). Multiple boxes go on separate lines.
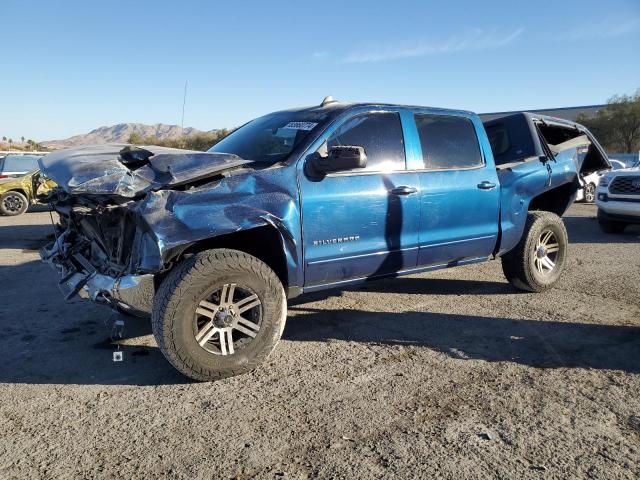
top-left (308, 145), bottom-right (367, 176)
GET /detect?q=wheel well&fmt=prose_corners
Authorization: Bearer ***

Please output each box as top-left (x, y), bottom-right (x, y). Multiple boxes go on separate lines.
top-left (178, 226), bottom-right (288, 287)
top-left (528, 182), bottom-right (576, 216)
top-left (4, 189), bottom-right (28, 199)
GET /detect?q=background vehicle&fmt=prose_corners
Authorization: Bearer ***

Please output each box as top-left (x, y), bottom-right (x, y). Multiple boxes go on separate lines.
top-left (595, 159), bottom-right (640, 233)
top-left (608, 158), bottom-right (628, 170)
top-left (570, 143), bottom-right (608, 204)
top-left (0, 152), bottom-right (47, 179)
top-left (609, 154), bottom-right (640, 169)
top-left (576, 171), bottom-right (600, 203)
top-left (0, 170), bottom-right (56, 216)
top-left (577, 158), bottom-right (635, 203)
top-left (39, 101), bottom-right (609, 381)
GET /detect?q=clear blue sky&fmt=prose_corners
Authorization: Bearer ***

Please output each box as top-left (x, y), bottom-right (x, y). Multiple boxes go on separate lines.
top-left (1, 0), bottom-right (639, 141)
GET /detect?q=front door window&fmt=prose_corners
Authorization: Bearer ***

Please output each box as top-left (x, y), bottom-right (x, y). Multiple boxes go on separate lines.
top-left (323, 112), bottom-right (406, 172)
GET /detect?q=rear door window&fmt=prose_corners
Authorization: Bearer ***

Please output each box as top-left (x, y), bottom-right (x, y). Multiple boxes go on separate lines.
top-left (414, 114), bottom-right (483, 170)
top-left (325, 112), bottom-right (406, 172)
top-left (486, 125), bottom-right (510, 157)
top-left (1, 155), bottom-right (41, 173)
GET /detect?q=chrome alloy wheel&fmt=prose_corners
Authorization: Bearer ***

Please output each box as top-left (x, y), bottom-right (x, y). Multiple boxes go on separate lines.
top-left (533, 229), bottom-right (560, 275)
top-left (193, 283), bottom-right (262, 355)
top-left (584, 183), bottom-right (595, 203)
top-left (2, 193), bottom-right (25, 214)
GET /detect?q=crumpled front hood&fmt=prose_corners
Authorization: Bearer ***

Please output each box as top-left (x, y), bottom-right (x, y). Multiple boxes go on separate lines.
top-left (39, 144), bottom-right (252, 198)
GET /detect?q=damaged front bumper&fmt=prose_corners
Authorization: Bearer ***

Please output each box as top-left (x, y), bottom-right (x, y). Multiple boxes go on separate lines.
top-left (40, 235), bottom-right (154, 317)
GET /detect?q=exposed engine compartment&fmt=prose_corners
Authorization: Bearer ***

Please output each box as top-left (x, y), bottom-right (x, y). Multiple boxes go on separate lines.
top-left (40, 191), bottom-right (157, 316)
top-left (38, 144), bottom-right (260, 280)
top-left (44, 191), bottom-right (140, 275)
top-left (71, 205), bottom-right (136, 276)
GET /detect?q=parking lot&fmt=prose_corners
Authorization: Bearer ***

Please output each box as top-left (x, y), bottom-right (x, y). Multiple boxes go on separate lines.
top-left (0, 204), bottom-right (638, 478)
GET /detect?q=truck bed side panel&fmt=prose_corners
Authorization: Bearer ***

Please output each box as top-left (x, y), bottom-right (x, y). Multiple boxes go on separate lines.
top-left (484, 112), bottom-right (609, 256)
top-left (497, 153), bottom-right (578, 255)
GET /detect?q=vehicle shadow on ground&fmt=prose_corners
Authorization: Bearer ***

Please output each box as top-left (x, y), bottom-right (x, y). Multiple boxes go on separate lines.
top-left (563, 215), bottom-right (640, 244)
top-left (0, 260), bottom-right (188, 386)
top-left (0, 223), bottom-right (55, 250)
top-left (1, 257), bottom-right (638, 386)
top-left (289, 277), bottom-right (514, 306)
top-left (284, 306), bottom-right (640, 373)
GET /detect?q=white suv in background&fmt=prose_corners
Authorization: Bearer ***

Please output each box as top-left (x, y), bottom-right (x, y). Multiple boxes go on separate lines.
top-left (595, 160), bottom-right (640, 233)
top-left (576, 171), bottom-right (600, 203)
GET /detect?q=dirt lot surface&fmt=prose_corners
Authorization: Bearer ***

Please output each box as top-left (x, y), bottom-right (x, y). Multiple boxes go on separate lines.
top-left (0, 204), bottom-right (639, 479)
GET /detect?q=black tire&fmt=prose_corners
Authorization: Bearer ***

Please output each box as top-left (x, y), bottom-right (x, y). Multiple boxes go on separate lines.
top-left (583, 183), bottom-right (596, 203)
top-left (501, 211), bottom-right (568, 293)
top-left (114, 304), bottom-right (145, 318)
top-left (597, 209), bottom-right (626, 234)
top-left (0, 191), bottom-right (29, 216)
top-left (152, 248), bottom-right (287, 381)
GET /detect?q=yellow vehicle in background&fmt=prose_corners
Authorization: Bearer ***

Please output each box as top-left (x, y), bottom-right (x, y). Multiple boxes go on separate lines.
top-left (0, 170), bottom-right (57, 216)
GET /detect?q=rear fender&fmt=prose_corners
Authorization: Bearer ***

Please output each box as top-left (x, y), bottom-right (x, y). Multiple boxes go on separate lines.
top-left (496, 151), bottom-right (579, 256)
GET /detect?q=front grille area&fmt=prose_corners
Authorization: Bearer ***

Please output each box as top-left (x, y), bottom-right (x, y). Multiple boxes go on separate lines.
top-left (610, 175), bottom-right (640, 195)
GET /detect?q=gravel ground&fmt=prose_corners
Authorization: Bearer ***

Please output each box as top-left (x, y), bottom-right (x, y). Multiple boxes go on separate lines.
top-left (0, 204), bottom-right (639, 479)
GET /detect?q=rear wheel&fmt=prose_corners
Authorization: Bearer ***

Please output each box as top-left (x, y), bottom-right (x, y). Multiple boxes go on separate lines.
top-left (597, 209), bottom-right (626, 234)
top-left (501, 211), bottom-right (568, 292)
top-left (0, 191), bottom-right (28, 216)
top-left (152, 248), bottom-right (287, 381)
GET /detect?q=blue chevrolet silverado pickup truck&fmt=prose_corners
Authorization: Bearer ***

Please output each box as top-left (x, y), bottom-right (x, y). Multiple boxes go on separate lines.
top-left (39, 97), bottom-right (610, 381)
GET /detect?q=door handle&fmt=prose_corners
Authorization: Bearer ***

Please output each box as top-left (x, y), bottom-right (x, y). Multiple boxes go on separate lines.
top-left (390, 186), bottom-right (418, 195)
top-left (477, 181), bottom-right (496, 190)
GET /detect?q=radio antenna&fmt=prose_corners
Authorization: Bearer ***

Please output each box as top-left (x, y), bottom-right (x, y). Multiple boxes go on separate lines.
top-left (181, 80), bottom-right (188, 135)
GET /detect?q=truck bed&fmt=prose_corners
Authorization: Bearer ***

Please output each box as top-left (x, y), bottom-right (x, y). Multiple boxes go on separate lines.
top-left (483, 112), bottom-right (609, 175)
top-left (481, 112), bottom-right (610, 256)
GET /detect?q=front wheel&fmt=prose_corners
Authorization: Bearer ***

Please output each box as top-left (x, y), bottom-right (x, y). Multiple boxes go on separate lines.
top-left (0, 191), bottom-right (29, 216)
top-left (501, 211), bottom-right (568, 292)
top-left (152, 248), bottom-right (287, 381)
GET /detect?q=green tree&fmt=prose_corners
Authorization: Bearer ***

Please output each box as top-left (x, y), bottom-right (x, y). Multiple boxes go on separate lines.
top-left (578, 89), bottom-right (640, 153)
top-left (21, 136), bottom-right (25, 143)
top-left (128, 133), bottom-right (144, 144)
top-left (1, 136), bottom-right (6, 142)
top-left (127, 129), bottom-right (230, 151)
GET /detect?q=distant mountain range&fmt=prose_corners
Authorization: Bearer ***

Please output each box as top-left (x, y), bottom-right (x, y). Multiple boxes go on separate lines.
top-left (42, 123), bottom-right (214, 149)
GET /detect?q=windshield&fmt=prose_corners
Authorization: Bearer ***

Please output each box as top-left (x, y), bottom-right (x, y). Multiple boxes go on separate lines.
top-left (208, 111), bottom-right (331, 163)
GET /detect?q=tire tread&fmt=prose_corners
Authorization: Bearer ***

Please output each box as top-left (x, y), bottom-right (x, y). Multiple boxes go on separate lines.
top-left (501, 211), bottom-right (568, 293)
top-left (152, 248), bottom-right (286, 381)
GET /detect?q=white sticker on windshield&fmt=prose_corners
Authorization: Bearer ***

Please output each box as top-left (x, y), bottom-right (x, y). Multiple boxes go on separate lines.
top-left (282, 122), bottom-right (318, 131)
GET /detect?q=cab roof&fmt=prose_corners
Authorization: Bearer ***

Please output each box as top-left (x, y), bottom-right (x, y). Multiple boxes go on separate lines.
top-left (275, 100), bottom-right (477, 118)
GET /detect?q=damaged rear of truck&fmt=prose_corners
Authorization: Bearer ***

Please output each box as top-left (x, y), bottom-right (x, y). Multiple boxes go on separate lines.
top-left (38, 102), bottom-right (609, 381)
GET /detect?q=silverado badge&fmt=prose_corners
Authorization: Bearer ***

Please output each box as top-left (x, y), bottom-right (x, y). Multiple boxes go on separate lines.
top-left (313, 235), bottom-right (360, 246)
